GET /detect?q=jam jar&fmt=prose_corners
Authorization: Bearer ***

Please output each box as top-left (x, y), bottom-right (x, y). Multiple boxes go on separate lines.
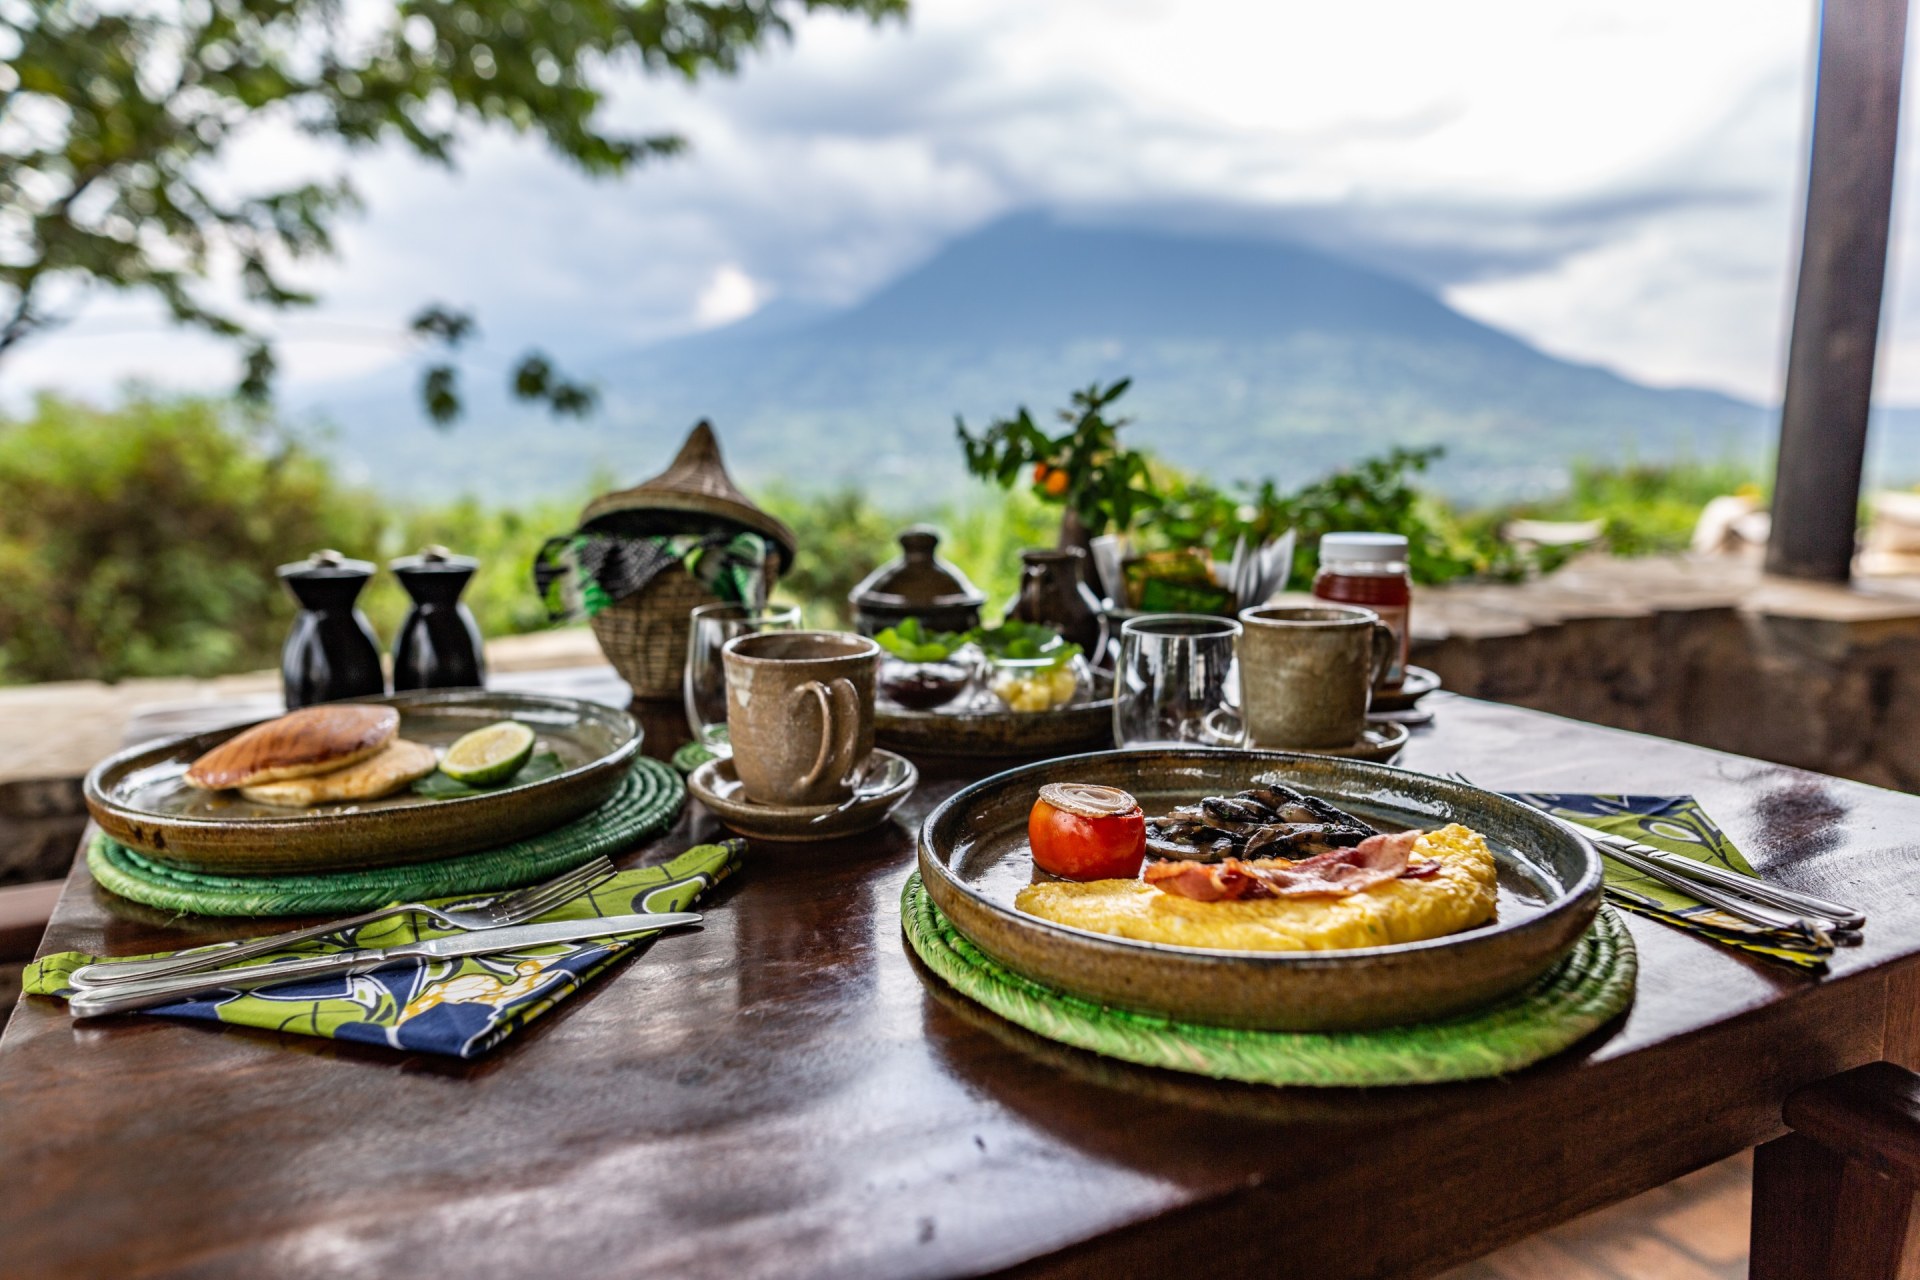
top-left (1311, 532), bottom-right (1411, 691)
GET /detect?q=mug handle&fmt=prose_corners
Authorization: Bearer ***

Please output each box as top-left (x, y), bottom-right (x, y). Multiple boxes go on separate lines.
top-left (792, 679), bottom-right (863, 794)
top-left (1368, 622), bottom-right (1396, 691)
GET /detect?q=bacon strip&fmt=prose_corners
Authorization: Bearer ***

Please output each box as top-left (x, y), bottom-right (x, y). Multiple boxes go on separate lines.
top-left (1144, 829), bottom-right (1431, 900)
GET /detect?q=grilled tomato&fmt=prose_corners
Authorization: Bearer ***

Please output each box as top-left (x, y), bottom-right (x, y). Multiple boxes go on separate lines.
top-left (1030, 783), bottom-right (1147, 880)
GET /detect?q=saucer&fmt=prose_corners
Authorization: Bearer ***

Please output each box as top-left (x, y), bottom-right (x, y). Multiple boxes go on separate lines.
top-left (1370, 665), bottom-right (1441, 713)
top-left (1250, 720), bottom-right (1410, 763)
top-left (687, 749), bottom-right (918, 842)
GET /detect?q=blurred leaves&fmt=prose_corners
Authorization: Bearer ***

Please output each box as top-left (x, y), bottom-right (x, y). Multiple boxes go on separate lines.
top-left (0, 0), bottom-right (907, 416)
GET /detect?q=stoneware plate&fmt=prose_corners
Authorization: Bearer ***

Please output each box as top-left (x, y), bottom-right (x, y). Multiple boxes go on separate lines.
top-left (918, 749), bottom-right (1601, 1031)
top-left (1250, 720), bottom-right (1409, 764)
top-left (1371, 665), bottom-right (1442, 713)
top-left (876, 698), bottom-right (1114, 758)
top-left (689, 749), bottom-right (917, 842)
top-left (85, 690), bottom-right (641, 874)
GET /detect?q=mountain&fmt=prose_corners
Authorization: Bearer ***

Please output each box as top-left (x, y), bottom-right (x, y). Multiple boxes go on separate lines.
top-left (305, 212), bottom-right (1776, 505)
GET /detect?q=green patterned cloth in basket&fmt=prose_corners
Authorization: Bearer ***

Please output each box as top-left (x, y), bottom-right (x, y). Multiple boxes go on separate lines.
top-left (27, 842), bottom-right (742, 1060)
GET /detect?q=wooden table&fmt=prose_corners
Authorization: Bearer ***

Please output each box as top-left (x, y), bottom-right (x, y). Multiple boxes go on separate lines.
top-left (3, 677), bottom-right (1916, 1279)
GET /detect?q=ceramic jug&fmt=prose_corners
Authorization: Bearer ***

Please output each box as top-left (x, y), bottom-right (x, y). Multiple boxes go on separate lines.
top-left (391, 546), bottom-right (486, 691)
top-left (278, 550), bottom-right (385, 709)
top-left (1007, 547), bottom-right (1107, 662)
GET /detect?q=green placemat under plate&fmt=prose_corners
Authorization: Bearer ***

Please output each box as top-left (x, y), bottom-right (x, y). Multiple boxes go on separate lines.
top-left (90, 756), bottom-right (686, 917)
top-left (901, 872), bottom-right (1636, 1087)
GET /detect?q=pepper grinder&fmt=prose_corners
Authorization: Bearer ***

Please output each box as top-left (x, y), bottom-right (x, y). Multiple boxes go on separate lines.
top-left (278, 550), bottom-right (385, 709)
top-left (390, 546), bottom-right (487, 691)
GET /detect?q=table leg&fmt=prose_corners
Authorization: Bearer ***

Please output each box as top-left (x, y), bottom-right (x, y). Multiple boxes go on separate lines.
top-left (1751, 1062), bottom-right (1920, 1279)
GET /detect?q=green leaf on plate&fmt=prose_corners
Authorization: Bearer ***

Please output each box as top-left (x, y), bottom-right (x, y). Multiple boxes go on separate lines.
top-left (413, 750), bottom-right (565, 799)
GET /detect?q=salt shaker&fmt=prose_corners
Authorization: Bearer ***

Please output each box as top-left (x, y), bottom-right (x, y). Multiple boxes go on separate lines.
top-left (390, 546), bottom-right (486, 691)
top-left (278, 550), bottom-right (385, 709)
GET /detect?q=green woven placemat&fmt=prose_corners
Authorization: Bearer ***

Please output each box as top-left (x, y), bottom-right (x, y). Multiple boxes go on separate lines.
top-left (902, 872), bottom-right (1636, 1087)
top-left (671, 740), bottom-right (719, 775)
top-left (90, 757), bottom-right (686, 918)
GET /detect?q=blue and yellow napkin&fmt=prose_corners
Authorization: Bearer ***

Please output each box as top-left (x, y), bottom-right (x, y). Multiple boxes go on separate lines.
top-left (1517, 794), bottom-right (1831, 971)
top-left (27, 841), bottom-right (743, 1058)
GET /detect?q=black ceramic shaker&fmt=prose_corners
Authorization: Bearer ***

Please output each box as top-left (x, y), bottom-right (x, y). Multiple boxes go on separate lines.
top-left (278, 550), bottom-right (385, 709)
top-left (390, 546), bottom-right (486, 691)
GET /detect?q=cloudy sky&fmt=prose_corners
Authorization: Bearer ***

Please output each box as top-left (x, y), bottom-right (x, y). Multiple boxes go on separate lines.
top-left (12, 0), bottom-right (1919, 407)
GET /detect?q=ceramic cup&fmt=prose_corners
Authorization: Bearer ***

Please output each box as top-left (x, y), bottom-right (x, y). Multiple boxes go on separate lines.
top-left (1237, 605), bottom-right (1394, 750)
top-left (722, 630), bottom-right (879, 808)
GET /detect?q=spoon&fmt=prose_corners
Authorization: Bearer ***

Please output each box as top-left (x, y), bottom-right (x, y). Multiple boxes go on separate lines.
top-left (810, 755), bottom-right (907, 824)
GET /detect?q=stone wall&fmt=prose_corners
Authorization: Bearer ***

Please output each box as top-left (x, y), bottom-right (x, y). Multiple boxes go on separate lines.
top-left (1411, 555), bottom-right (1920, 792)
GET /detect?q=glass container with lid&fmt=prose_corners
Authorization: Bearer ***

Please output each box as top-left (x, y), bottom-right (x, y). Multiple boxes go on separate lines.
top-left (1311, 532), bottom-right (1411, 691)
top-left (850, 526), bottom-right (987, 637)
top-left (277, 549), bottom-right (385, 708)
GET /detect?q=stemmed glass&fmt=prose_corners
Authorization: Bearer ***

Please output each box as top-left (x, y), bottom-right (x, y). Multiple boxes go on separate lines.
top-left (684, 603), bottom-right (801, 756)
top-left (1112, 614), bottom-right (1246, 749)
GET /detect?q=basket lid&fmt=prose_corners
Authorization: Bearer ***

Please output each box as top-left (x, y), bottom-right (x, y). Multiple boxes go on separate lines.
top-left (580, 421), bottom-right (796, 572)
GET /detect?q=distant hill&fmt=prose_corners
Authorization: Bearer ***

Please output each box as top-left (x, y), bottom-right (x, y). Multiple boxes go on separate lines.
top-left (307, 212), bottom-right (1782, 505)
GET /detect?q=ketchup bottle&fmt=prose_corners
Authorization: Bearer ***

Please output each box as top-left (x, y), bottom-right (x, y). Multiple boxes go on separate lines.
top-left (1311, 533), bottom-right (1411, 691)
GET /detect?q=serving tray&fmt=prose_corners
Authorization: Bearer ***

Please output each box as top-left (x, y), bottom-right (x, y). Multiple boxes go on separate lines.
top-left (875, 697), bottom-right (1114, 758)
top-left (917, 749), bottom-right (1601, 1031)
top-left (85, 690), bottom-right (641, 874)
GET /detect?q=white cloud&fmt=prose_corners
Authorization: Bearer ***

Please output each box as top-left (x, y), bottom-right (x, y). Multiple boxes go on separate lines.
top-left (693, 265), bottom-right (767, 328)
top-left (11, 0), bottom-right (1911, 408)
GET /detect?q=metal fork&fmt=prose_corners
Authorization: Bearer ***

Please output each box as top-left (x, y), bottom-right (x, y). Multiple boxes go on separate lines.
top-left (1438, 771), bottom-right (1842, 939)
top-left (69, 857), bottom-right (618, 989)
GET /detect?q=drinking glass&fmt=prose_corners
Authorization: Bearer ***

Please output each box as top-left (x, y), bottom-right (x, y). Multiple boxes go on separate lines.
top-left (684, 603), bottom-right (801, 755)
top-left (1113, 614), bottom-right (1246, 749)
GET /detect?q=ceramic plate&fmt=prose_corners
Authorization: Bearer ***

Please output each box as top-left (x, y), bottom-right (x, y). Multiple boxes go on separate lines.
top-left (1249, 721), bottom-right (1409, 763)
top-left (918, 749), bottom-right (1601, 1031)
top-left (689, 749), bottom-right (917, 842)
top-left (1371, 665), bottom-right (1442, 712)
top-left (876, 697), bottom-right (1114, 758)
top-left (85, 690), bottom-right (641, 874)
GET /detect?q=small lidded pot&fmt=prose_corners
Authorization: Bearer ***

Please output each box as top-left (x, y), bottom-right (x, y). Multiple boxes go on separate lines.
top-left (850, 526), bottom-right (986, 637)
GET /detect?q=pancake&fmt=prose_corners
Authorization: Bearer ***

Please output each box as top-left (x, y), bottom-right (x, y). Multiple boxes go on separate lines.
top-left (185, 705), bottom-right (399, 790)
top-left (1015, 824), bottom-right (1498, 952)
top-left (239, 739), bottom-right (439, 808)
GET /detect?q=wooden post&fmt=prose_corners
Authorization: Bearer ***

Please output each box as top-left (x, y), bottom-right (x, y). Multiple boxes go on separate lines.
top-left (1766, 0), bottom-right (1909, 582)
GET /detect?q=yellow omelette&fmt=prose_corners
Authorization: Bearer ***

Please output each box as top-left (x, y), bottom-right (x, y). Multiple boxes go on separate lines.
top-left (1015, 823), bottom-right (1499, 952)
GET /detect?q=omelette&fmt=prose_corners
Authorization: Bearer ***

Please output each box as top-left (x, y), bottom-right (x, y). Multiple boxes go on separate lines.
top-left (1016, 823), bottom-right (1499, 952)
top-left (239, 739), bottom-right (438, 808)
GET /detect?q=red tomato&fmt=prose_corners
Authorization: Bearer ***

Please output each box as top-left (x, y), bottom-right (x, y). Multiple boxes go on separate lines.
top-left (1029, 783), bottom-right (1146, 880)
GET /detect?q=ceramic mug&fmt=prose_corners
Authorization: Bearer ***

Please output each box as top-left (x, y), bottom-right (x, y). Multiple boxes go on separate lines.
top-left (1237, 605), bottom-right (1394, 750)
top-left (722, 630), bottom-right (879, 807)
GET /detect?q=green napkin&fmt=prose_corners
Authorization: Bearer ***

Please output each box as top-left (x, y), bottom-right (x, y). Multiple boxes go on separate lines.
top-left (1515, 794), bottom-right (1831, 971)
top-left (26, 841), bottom-right (743, 1058)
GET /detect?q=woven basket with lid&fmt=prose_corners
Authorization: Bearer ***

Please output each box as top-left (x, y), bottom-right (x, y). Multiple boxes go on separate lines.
top-left (581, 422), bottom-right (796, 701)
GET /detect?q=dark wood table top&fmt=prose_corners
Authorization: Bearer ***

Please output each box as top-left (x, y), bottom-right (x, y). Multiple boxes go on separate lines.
top-left (4, 677), bottom-right (1918, 1280)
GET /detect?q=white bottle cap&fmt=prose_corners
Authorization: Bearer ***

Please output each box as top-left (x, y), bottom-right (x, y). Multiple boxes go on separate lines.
top-left (1318, 532), bottom-right (1409, 564)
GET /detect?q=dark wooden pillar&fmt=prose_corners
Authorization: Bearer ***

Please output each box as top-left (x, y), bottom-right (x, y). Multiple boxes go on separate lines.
top-left (1751, 1061), bottom-right (1920, 1279)
top-left (1766, 0), bottom-right (1909, 582)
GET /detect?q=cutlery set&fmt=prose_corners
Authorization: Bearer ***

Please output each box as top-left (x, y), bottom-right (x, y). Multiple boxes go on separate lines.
top-left (66, 861), bottom-right (702, 1018)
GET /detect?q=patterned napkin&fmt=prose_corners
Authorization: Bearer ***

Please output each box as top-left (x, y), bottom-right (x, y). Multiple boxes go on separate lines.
top-left (1515, 794), bottom-right (1831, 971)
top-left (26, 842), bottom-right (743, 1058)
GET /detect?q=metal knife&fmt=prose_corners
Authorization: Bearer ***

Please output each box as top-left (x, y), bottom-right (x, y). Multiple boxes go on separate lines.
top-left (67, 911), bottom-right (703, 1018)
top-left (1578, 826), bottom-right (1865, 931)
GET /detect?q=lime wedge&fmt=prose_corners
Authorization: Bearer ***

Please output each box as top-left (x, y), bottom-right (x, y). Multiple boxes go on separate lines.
top-left (439, 721), bottom-right (537, 787)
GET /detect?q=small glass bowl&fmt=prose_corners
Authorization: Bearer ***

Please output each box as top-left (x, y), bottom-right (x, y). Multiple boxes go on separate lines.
top-left (878, 653), bottom-right (975, 712)
top-left (986, 652), bottom-right (1089, 714)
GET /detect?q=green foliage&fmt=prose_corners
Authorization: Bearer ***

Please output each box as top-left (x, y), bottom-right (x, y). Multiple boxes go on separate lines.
top-left (970, 619), bottom-right (1074, 665)
top-left (0, 393), bottom-right (579, 685)
top-left (874, 617), bottom-right (965, 663)
top-left (759, 486), bottom-right (898, 628)
top-left (1498, 459), bottom-right (1762, 557)
top-left (0, 394), bottom-right (380, 682)
top-left (957, 379), bottom-right (1157, 536)
top-left (0, 0), bottom-right (905, 416)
